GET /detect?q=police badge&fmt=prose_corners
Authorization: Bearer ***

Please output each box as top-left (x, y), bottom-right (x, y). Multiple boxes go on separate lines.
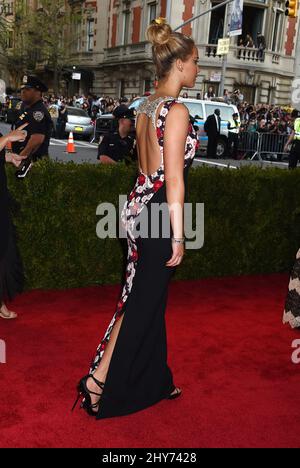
top-left (33, 111), bottom-right (44, 122)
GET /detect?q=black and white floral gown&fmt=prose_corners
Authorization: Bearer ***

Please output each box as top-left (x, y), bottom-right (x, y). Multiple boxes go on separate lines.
top-left (86, 97), bottom-right (198, 419)
top-left (283, 248), bottom-right (300, 328)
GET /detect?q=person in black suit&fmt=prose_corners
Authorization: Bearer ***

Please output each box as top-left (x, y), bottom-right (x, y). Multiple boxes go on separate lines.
top-left (204, 109), bottom-right (221, 158)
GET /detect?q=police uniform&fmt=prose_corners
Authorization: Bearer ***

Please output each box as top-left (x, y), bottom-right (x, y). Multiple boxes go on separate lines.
top-left (289, 116), bottom-right (300, 169)
top-left (97, 106), bottom-right (137, 164)
top-left (12, 75), bottom-right (52, 162)
top-left (227, 114), bottom-right (240, 159)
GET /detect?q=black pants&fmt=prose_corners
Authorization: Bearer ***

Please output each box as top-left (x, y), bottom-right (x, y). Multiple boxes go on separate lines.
top-left (207, 135), bottom-right (218, 158)
top-left (56, 121), bottom-right (66, 139)
top-left (228, 132), bottom-right (239, 159)
top-left (288, 141), bottom-right (300, 169)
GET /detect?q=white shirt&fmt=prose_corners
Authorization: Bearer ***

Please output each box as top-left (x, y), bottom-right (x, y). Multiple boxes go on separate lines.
top-left (215, 114), bottom-right (220, 132)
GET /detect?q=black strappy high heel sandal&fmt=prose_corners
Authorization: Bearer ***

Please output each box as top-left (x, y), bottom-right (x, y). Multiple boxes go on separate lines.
top-left (166, 385), bottom-right (182, 400)
top-left (72, 374), bottom-right (105, 416)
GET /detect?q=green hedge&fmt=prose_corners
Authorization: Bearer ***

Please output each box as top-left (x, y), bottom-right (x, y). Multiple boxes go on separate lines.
top-left (6, 159), bottom-right (300, 290)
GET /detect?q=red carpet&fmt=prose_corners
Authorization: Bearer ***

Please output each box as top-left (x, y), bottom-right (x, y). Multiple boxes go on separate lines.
top-left (1, 273), bottom-right (300, 448)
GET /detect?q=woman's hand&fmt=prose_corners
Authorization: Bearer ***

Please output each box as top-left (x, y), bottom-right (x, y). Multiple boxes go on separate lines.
top-left (5, 152), bottom-right (27, 167)
top-left (166, 241), bottom-right (185, 267)
top-left (7, 123), bottom-right (28, 143)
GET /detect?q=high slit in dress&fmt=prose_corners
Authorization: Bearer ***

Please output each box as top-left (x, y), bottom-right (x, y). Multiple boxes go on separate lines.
top-left (86, 96), bottom-right (198, 419)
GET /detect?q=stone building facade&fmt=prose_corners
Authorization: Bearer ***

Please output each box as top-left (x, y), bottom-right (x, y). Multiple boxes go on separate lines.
top-left (91, 0), bottom-right (299, 105)
top-left (3, 0), bottom-right (299, 104)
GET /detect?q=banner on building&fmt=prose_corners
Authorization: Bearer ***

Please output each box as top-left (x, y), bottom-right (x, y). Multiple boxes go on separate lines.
top-left (229, 0), bottom-right (243, 37)
top-left (210, 72), bottom-right (222, 82)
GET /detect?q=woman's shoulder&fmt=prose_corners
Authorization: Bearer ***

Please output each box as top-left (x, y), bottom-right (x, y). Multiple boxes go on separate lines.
top-left (166, 99), bottom-right (189, 118)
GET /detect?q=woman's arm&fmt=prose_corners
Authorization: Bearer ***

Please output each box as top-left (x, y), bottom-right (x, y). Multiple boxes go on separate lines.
top-left (0, 124), bottom-right (28, 165)
top-left (0, 134), bottom-right (10, 153)
top-left (163, 103), bottom-right (190, 267)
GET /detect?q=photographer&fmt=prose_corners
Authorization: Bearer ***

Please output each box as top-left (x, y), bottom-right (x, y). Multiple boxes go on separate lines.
top-left (56, 101), bottom-right (68, 139)
top-left (97, 106), bottom-right (137, 165)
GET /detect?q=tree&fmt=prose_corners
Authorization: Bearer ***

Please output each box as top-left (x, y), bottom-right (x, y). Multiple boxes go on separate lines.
top-left (0, 1), bottom-right (16, 87)
top-left (3, 0), bottom-right (82, 92)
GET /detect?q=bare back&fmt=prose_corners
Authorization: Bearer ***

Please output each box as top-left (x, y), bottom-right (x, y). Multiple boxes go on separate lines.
top-left (135, 96), bottom-right (175, 176)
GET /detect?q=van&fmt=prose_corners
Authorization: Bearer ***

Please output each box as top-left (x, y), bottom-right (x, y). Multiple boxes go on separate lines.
top-left (179, 98), bottom-right (240, 157)
top-left (129, 97), bottom-right (240, 157)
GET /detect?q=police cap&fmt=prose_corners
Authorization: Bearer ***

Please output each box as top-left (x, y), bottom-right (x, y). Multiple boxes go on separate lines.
top-left (21, 75), bottom-right (48, 93)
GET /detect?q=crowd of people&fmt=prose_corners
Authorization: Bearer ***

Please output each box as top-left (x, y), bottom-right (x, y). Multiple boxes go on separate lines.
top-left (237, 103), bottom-right (294, 135)
top-left (39, 91), bottom-right (295, 135)
top-left (41, 94), bottom-right (138, 122)
top-left (3, 87), bottom-right (296, 146)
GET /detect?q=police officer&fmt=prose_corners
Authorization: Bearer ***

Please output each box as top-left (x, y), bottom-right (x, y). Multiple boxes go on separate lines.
top-left (97, 105), bottom-right (137, 165)
top-left (12, 75), bottom-right (53, 178)
top-left (284, 109), bottom-right (300, 169)
top-left (227, 112), bottom-right (241, 159)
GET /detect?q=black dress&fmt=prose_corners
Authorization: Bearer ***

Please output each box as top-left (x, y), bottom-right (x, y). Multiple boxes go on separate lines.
top-left (85, 97), bottom-right (198, 419)
top-left (0, 145), bottom-right (24, 304)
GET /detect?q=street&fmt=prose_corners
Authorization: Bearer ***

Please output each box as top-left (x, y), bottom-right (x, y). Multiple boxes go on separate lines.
top-left (0, 121), bottom-right (289, 169)
top-left (0, 121), bottom-right (98, 164)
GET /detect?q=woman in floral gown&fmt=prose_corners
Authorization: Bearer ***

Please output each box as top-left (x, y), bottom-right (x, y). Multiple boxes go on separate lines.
top-left (74, 18), bottom-right (200, 419)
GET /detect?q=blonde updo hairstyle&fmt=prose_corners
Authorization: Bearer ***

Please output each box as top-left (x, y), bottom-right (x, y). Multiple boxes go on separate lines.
top-left (146, 19), bottom-right (195, 80)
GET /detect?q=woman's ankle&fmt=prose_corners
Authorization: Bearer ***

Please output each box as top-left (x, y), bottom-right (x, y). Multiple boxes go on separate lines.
top-left (92, 370), bottom-right (107, 384)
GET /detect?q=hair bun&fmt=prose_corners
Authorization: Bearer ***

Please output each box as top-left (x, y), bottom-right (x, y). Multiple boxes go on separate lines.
top-left (146, 18), bottom-right (172, 46)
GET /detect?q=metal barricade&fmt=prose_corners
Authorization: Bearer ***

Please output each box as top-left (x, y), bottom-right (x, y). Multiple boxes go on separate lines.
top-left (237, 131), bottom-right (259, 159)
top-left (258, 133), bottom-right (289, 161)
top-left (237, 131), bottom-right (290, 161)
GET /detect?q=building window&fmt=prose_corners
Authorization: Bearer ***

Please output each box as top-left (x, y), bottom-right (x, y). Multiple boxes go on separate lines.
top-left (271, 10), bottom-right (283, 52)
top-left (239, 6), bottom-right (265, 48)
top-left (76, 19), bottom-right (81, 52)
top-left (123, 10), bottom-right (131, 45)
top-left (148, 2), bottom-right (157, 24)
top-left (203, 82), bottom-right (219, 98)
top-left (208, 2), bottom-right (225, 44)
top-left (119, 79), bottom-right (126, 98)
top-left (70, 15), bottom-right (81, 53)
top-left (3, 1), bottom-right (13, 16)
top-left (87, 18), bottom-right (94, 52)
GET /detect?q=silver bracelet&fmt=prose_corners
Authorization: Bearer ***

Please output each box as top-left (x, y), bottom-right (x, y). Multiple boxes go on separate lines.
top-left (172, 237), bottom-right (185, 245)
